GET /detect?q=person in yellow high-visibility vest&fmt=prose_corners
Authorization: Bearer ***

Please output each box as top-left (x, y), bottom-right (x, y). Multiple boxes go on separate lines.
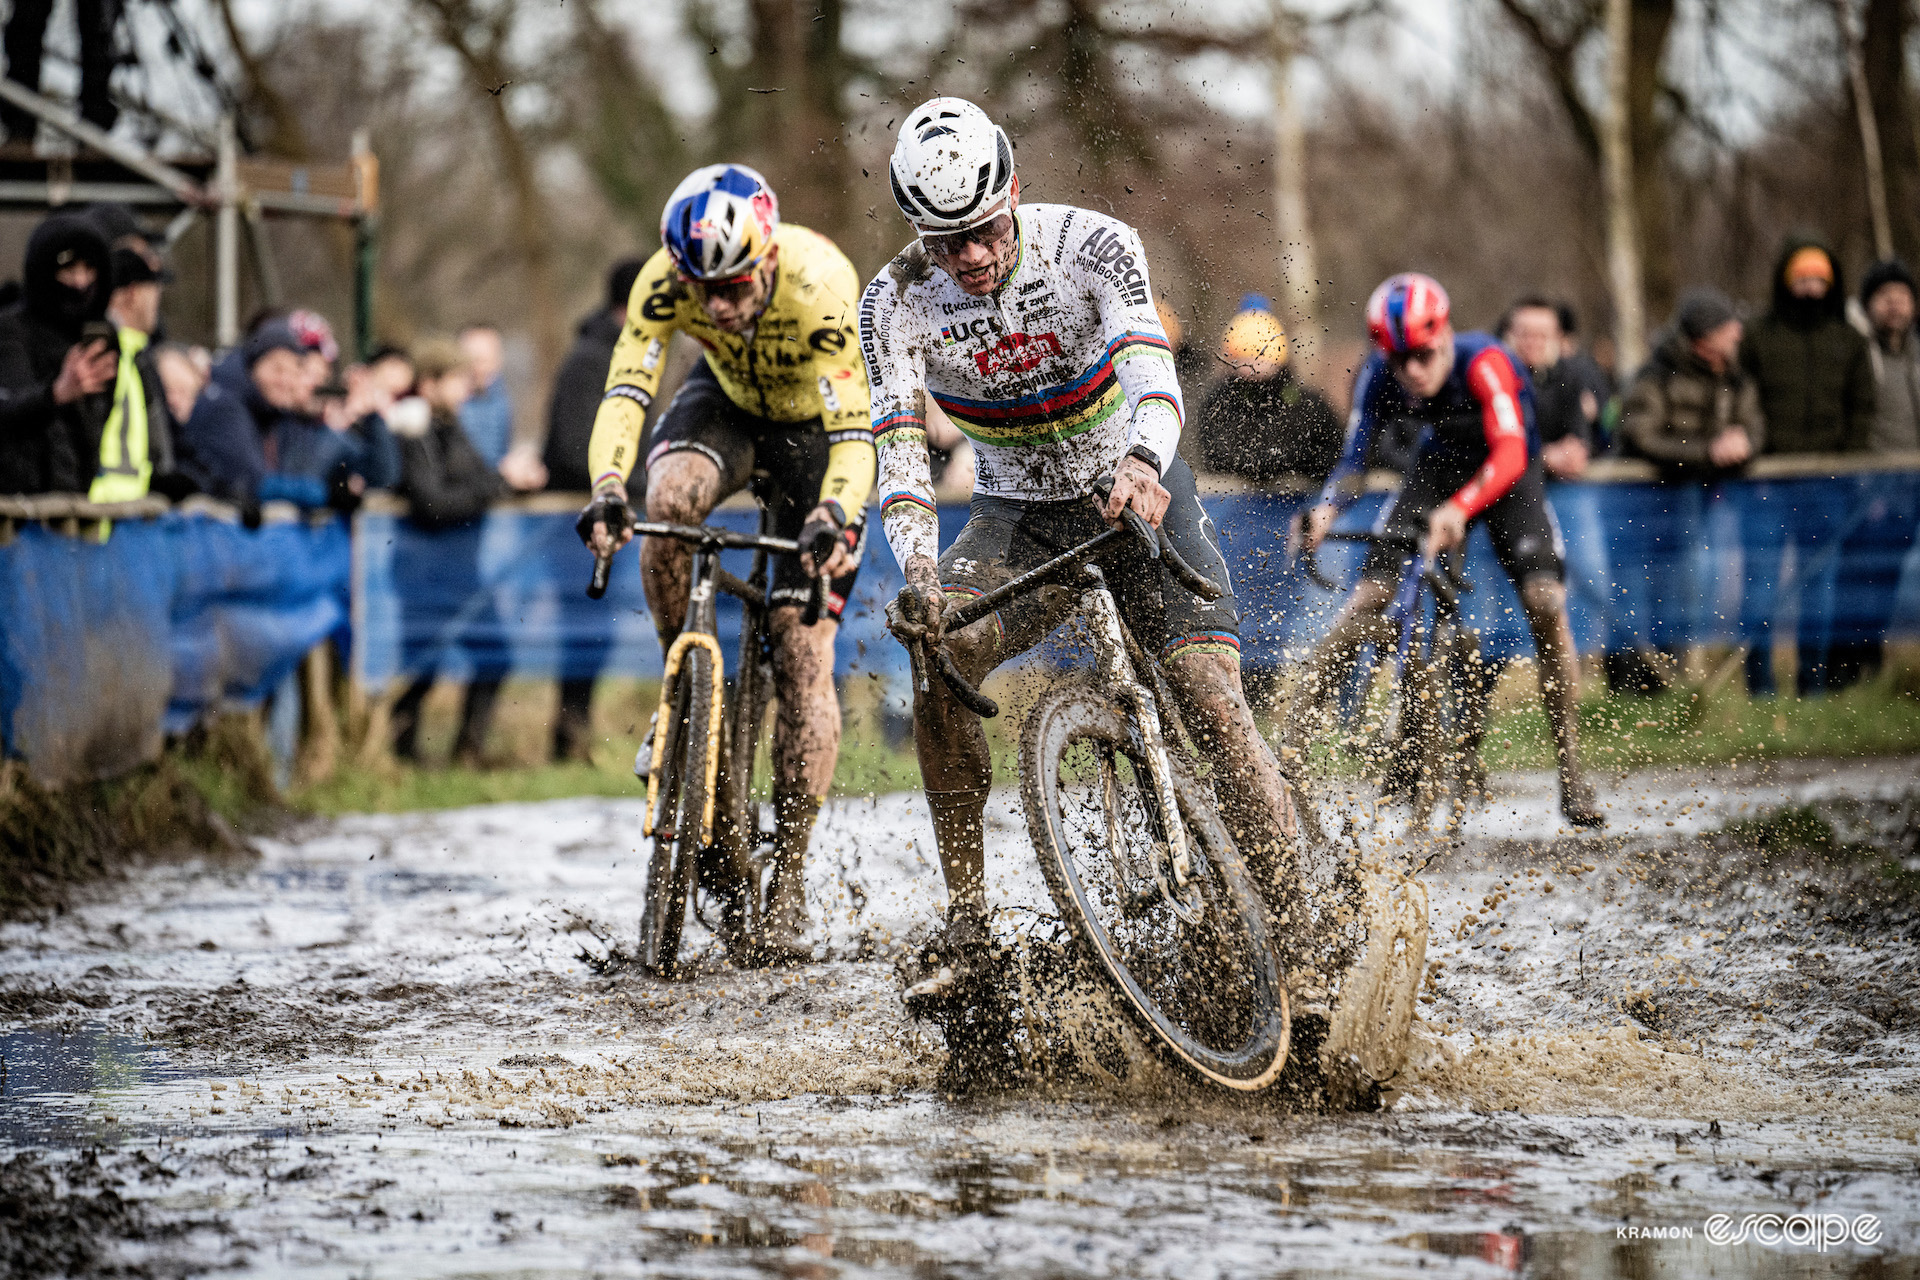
top-left (88, 236), bottom-right (188, 504)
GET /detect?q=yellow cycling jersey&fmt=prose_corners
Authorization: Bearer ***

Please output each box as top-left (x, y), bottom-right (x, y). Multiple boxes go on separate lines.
top-left (586, 223), bottom-right (875, 515)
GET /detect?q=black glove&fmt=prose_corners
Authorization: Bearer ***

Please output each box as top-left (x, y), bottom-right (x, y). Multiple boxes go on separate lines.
top-left (575, 490), bottom-right (633, 549)
top-left (798, 501), bottom-right (850, 576)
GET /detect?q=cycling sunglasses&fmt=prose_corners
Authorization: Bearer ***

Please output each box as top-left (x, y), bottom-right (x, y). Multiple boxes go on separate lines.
top-left (918, 212), bottom-right (1015, 257)
top-left (1387, 344), bottom-right (1446, 370)
top-left (680, 270), bottom-right (761, 304)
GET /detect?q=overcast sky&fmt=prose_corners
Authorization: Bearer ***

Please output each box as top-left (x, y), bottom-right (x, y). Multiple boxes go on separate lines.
top-left (36, 0), bottom-right (1813, 154)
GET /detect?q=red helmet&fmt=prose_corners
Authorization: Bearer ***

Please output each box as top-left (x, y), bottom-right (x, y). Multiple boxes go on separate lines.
top-left (1366, 273), bottom-right (1451, 354)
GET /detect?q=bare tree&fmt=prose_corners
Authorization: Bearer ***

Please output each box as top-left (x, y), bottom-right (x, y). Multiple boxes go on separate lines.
top-left (1858, 0), bottom-right (1918, 260)
top-left (410, 0), bottom-right (564, 393)
top-left (1487, 0), bottom-right (1677, 319)
top-left (1602, 0), bottom-right (1646, 371)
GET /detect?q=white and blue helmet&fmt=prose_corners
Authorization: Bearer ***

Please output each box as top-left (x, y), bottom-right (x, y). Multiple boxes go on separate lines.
top-left (660, 164), bottom-right (780, 281)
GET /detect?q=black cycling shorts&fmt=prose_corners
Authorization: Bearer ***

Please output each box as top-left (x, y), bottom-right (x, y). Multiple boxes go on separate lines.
top-left (647, 360), bottom-right (862, 619)
top-left (1361, 452), bottom-right (1564, 587)
top-left (936, 455), bottom-right (1242, 667)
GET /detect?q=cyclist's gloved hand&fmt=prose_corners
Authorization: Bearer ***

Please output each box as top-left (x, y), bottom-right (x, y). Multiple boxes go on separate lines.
top-left (798, 500), bottom-right (853, 578)
top-left (576, 486), bottom-right (634, 553)
top-left (886, 581), bottom-right (947, 648)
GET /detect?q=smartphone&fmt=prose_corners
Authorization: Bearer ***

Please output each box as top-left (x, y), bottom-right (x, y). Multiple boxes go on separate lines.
top-left (80, 320), bottom-right (116, 347)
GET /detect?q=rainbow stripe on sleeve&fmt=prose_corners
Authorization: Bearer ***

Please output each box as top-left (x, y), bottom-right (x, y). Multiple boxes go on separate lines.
top-left (880, 490), bottom-right (937, 518)
top-left (872, 410), bottom-right (926, 445)
top-left (1134, 391), bottom-right (1182, 423)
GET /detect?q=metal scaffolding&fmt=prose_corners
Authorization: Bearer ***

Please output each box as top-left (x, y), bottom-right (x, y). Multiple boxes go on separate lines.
top-left (0, 78), bottom-right (380, 355)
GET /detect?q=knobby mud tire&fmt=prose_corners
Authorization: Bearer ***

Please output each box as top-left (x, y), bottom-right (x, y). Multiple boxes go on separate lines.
top-left (640, 646), bottom-right (715, 978)
top-left (1021, 684), bottom-right (1291, 1091)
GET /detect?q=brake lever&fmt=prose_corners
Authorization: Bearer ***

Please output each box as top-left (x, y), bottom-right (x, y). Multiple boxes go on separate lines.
top-left (1421, 566), bottom-right (1460, 613)
top-left (933, 646), bottom-right (999, 718)
top-left (801, 573), bottom-right (826, 626)
top-left (1154, 526), bottom-right (1223, 600)
top-left (586, 549), bottom-right (614, 600)
top-left (1089, 474), bottom-right (1160, 559)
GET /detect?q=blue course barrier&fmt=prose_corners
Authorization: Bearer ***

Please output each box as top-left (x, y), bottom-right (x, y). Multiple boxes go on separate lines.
top-left (6, 466), bottom-right (1918, 786)
top-left (352, 468), bottom-right (1920, 696)
top-left (1, 509), bottom-right (349, 785)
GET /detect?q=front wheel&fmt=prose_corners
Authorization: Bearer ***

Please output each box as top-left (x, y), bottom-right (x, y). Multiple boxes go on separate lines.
top-left (1021, 684), bottom-right (1290, 1090)
top-left (639, 645), bottom-right (715, 978)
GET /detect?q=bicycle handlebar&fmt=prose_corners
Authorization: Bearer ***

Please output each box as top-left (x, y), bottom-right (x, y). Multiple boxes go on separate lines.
top-left (582, 520), bottom-right (831, 623)
top-left (1302, 529), bottom-right (1474, 600)
top-left (630, 519), bottom-right (802, 555)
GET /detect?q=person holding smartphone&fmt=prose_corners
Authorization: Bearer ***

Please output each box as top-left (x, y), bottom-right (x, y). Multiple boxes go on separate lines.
top-left (0, 212), bottom-right (122, 496)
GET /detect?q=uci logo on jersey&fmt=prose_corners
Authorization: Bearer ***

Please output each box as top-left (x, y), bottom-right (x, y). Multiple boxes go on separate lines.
top-left (941, 316), bottom-right (1003, 346)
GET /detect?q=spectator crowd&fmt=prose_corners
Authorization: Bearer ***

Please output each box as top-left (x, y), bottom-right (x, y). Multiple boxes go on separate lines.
top-left (4, 203), bottom-right (1920, 770)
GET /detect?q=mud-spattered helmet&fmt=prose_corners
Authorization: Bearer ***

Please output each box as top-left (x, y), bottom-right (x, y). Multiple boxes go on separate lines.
top-left (1366, 272), bottom-right (1451, 353)
top-left (888, 98), bottom-right (1015, 232)
top-left (660, 164), bottom-right (779, 281)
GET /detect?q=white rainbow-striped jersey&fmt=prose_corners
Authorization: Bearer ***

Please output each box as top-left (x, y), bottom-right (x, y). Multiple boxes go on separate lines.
top-left (857, 203), bottom-right (1184, 568)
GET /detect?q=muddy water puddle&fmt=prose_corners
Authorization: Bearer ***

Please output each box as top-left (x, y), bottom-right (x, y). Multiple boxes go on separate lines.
top-left (4, 759), bottom-right (1920, 1276)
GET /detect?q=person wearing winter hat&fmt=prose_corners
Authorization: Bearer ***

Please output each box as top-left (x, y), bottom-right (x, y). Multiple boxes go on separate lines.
top-left (1737, 233), bottom-right (1877, 696)
top-left (1858, 258), bottom-right (1920, 453)
top-left (1604, 287), bottom-right (1765, 694)
top-left (1827, 259), bottom-right (1920, 690)
top-left (1191, 296), bottom-right (1342, 488)
top-left (0, 212), bottom-right (119, 494)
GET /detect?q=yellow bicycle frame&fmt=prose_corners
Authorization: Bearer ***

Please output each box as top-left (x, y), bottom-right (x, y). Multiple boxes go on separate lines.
top-left (643, 631), bottom-right (726, 848)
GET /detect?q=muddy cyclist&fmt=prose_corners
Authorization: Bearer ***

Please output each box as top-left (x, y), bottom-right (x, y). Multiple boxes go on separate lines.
top-left (1290, 272), bottom-right (1605, 829)
top-left (860, 97), bottom-right (1305, 999)
top-left (578, 164), bottom-right (877, 962)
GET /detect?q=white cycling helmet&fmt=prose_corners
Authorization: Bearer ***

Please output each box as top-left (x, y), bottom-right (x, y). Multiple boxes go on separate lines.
top-left (888, 97), bottom-right (1015, 232)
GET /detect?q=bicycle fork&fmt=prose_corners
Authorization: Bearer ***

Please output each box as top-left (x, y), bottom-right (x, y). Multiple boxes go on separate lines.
top-left (1079, 577), bottom-right (1204, 924)
top-left (643, 555), bottom-right (725, 848)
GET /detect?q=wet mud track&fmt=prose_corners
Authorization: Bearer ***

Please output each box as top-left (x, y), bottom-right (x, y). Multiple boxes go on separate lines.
top-left (4, 759), bottom-right (1920, 1277)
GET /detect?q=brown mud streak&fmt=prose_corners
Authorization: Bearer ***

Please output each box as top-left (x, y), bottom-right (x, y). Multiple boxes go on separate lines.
top-left (0, 714), bottom-right (277, 920)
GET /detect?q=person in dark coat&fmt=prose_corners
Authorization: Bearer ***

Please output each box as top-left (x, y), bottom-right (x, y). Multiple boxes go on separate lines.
top-left (1191, 302), bottom-right (1342, 486)
top-left (388, 339), bottom-right (507, 766)
top-left (1604, 288), bottom-right (1763, 692)
top-left (1829, 258), bottom-right (1920, 689)
top-left (542, 257), bottom-right (643, 762)
top-left (0, 213), bottom-right (118, 494)
top-left (1736, 234), bottom-right (1878, 695)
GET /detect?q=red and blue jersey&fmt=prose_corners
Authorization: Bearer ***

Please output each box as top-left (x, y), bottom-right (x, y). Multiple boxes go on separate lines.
top-left (1321, 331), bottom-right (1538, 520)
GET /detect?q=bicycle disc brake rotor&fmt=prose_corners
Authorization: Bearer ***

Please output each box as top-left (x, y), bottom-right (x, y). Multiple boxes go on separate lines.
top-left (1058, 737), bottom-right (1250, 1048)
top-left (1098, 748), bottom-right (1203, 924)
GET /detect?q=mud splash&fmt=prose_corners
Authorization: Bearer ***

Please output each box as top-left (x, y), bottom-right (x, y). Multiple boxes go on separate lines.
top-left (3, 757), bottom-right (1918, 1275)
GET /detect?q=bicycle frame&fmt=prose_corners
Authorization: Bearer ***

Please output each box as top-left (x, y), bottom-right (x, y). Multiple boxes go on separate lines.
top-left (926, 505), bottom-right (1224, 921)
top-left (1308, 530), bottom-right (1471, 722)
top-left (614, 518), bottom-right (820, 849)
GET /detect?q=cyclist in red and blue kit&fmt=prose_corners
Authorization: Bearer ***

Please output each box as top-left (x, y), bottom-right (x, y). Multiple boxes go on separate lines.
top-left (1292, 272), bottom-right (1604, 828)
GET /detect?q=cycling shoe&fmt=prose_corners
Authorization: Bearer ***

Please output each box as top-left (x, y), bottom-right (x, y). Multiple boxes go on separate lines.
top-left (900, 914), bottom-right (992, 1012)
top-left (1559, 775), bottom-right (1606, 829)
